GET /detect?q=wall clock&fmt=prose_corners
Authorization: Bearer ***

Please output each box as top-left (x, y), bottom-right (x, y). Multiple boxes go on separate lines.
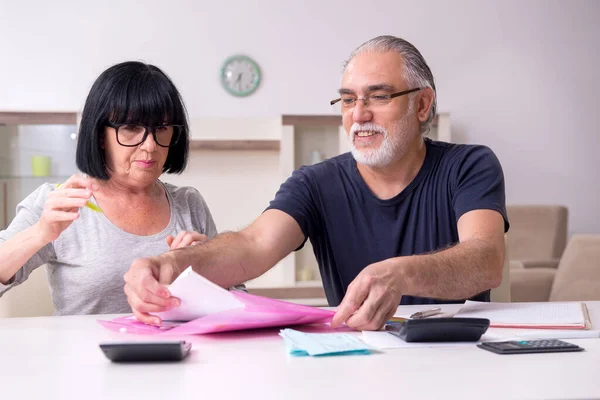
top-left (220, 55), bottom-right (261, 97)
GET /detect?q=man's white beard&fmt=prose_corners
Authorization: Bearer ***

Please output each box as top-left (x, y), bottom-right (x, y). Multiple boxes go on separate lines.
top-left (348, 103), bottom-right (417, 168)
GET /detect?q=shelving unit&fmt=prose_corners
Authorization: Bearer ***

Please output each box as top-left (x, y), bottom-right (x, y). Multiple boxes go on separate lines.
top-left (0, 117), bottom-right (77, 229)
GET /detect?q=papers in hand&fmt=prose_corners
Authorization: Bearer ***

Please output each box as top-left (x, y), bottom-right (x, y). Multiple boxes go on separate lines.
top-left (152, 266), bottom-right (244, 321)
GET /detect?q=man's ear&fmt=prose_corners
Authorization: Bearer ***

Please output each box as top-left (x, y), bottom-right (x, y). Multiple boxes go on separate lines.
top-left (417, 87), bottom-right (435, 123)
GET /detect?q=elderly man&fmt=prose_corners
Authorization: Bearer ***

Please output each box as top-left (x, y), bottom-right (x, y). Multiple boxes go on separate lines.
top-left (124, 35), bottom-right (509, 331)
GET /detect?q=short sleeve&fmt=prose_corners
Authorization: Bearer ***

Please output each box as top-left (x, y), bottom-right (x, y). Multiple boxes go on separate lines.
top-left (451, 146), bottom-right (509, 232)
top-left (265, 166), bottom-right (321, 241)
top-left (187, 188), bottom-right (218, 239)
top-left (0, 184), bottom-right (56, 294)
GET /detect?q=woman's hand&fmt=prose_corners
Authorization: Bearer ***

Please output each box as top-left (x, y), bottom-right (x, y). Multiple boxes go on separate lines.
top-left (35, 174), bottom-right (97, 243)
top-left (166, 231), bottom-right (208, 250)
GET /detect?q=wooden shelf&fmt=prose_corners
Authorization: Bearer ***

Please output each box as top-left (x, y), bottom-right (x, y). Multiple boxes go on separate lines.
top-left (282, 115), bottom-right (342, 126)
top-left (0, 112), bottom-right (77, 125)
top-left (189, 140), bottom-right (280, 151)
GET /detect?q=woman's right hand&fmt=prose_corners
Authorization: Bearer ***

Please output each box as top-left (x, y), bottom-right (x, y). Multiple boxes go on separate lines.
top-left (166, 231), bottom-right (209, 250)
top-left (35, 174), bottom-right (98, 243)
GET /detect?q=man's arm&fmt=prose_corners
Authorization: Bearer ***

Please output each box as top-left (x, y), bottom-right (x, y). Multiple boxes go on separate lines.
top-left (173, 209), bottom-right (306, 288)
top-left (124, 209), bottom-right (305, 325)
top-left (331, 209), bottom-right (505, 330)
top-left (399, 209), bottom-right (505, 299)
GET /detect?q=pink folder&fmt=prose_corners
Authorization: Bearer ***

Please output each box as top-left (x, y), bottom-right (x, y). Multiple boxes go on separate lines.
top-left (99, 290), bottom-right (335, 336)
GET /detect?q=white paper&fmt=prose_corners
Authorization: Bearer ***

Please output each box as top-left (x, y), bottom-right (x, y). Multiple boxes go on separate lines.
top-left (152, 266), bottom-right (244, 321)
top-left (454, 300), bottom-right (586, 327)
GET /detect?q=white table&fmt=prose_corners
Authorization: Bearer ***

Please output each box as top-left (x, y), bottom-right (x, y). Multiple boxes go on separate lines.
top-left (2, 302), bottom-right (599, 400)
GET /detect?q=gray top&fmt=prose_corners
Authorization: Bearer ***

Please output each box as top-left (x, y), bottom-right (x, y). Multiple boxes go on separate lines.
top-left (0, 181), bottom-right (217, 315)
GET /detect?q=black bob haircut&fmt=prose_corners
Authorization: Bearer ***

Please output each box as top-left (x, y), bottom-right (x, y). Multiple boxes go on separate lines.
top-left (76, 61), bottom-right (189, 180)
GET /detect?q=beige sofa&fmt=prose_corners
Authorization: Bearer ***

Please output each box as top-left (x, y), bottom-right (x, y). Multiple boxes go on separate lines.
top-left (506, 205), bottom-right (568, 269)
top-left (511, 235), bottom-right (600, 302)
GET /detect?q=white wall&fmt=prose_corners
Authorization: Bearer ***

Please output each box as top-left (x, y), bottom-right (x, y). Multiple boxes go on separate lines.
top-left (1, 0), bottom-right (599, 234)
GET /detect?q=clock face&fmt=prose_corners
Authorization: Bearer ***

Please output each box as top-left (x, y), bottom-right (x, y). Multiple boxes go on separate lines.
top-left (220, 55), bottom-right (261, 97)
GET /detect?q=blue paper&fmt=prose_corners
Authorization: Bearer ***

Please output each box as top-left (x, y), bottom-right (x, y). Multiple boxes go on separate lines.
top-left (279, 328), bottom-right (372, 357)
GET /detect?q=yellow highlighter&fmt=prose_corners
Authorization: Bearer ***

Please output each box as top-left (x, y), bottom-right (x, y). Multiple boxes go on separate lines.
top-left (55, 183), bottom-right (103, 213)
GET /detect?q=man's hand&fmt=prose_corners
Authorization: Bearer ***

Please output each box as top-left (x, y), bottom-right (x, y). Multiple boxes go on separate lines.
top-left (166, 231), bottom-right (208, 250)
top-left (123, 254), bottom-right (183, 326)
top-left (330, 258), bottom-right (403, 331)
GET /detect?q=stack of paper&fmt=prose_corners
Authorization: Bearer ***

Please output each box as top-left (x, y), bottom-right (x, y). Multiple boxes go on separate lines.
top-left (454, 301), bottom-right (591, 329)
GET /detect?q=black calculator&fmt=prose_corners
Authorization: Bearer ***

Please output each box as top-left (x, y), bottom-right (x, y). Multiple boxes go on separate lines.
top-left (477, 339), bottom-right (584, 354)
top-left (386, 318), bottom-right (490, 342)
top-left (99, 341), bottom-right (192, 362)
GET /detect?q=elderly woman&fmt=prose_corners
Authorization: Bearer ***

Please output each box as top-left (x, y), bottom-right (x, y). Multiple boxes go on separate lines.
top-left (0, 61), bottom-right (215, 315)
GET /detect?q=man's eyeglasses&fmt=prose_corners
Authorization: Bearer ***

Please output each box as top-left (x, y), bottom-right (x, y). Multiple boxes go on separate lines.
top-left (330, 87), bottom-right (421, 108)
top-left (107, 123), bottom-right (183, 148)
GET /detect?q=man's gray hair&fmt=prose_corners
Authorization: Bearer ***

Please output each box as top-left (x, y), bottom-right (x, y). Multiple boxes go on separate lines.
top-left (343, 35), bottom-right (437, 134)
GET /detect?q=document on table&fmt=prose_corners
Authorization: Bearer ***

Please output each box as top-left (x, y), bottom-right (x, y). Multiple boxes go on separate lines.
top-left (454, 301), bottom-right (591, 329)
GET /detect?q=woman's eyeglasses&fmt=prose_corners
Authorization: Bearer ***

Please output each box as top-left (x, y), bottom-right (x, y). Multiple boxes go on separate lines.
top-left (107, 123), bottom-right (183, 148)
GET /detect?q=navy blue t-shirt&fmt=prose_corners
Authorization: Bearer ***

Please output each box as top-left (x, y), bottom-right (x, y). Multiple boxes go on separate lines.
top-left (267, 139), bottom-right (509, 306)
